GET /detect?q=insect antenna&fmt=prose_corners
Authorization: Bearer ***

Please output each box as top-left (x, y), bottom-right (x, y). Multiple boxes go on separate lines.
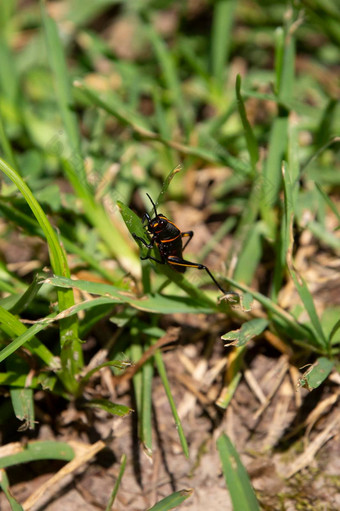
top-left (146, 193), bottom-right (158, 217)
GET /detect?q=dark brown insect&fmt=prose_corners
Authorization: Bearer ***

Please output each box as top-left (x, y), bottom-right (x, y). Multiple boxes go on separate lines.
top-left (133, 194), bottom-right (228, 295)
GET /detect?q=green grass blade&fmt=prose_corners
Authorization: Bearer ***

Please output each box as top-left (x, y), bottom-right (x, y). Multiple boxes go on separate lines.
top-left (261, 13), bottom-right (296, 231)
top-left (218, 277), bottom-right (318, 345)
top-left (83, 399), bottom-right (132, 417)
top-left (152, 87), bottom-right (176, 168)
top-left (0, 157), bottom-right (82, 391)
top-left (154, 348), bottom-right (189, 458)
top-left (45, 275), bottom-right (215, 314)
top-left (147, 489), bottom-right (193, 511)
top-left (277, 23), bottom-right (296, 106)
top-left (146, 23), bottom-right (189, 134)
top-left (306, 220), bottom-right (340, 250)
top-left (210, 0), bottom-right (237, 90)
top-left (233, 221), bottom-right (263, 285)
top-left (222, 319), bottom-right (269, 347)
top-left (157, 165), bottom-right (181, 206)
top-left (79, 360), bottom-right (130, 387)
top-left (9, 272), bottom-right (44, 315)
top-left (131, 341), bottom-right (143, 414)
top-left (0, 469), bottom-right (24, 511)
top-left (40, 2), bottom-right (82, 159)
top-left (315, 98), bottom-right (338, 149)
top-left (67, 0), bottom-right (120, 28)
top-left (0, 441), bottom-right (74, 469)
top-left (315, 183), bottom-right (340, 228)
top-left (0, 309), bottom-right (71, 379)
top-left (299, 357), bottom-right (334, 391)
top-left (216, 370), bottom-right (242, 409)
top-left (0, 372), bottom-right (57, 389)
top-left (0, 29), bottom-right (19, 105)
top-left (0, 158), bottom-right (69, 278)
top-left (260, 116), bottom-right (288, 227)
top-left (105, 454), bottom-right (127, 511)
top-left (329, 318), bottom-right (340, 345)
top-left (235, 75), bottom-right (259, 170)
top-left (0, 197), bottom-right (126, 283)
top-left (140, 354), bottom-right (154, 454)
top-left (288, 272), bottom-right (328, 349)
top-left (0, 306), bottom-right (58, 366)
top-left (0, 107), bottom-right (18, 170)
top-left (217, 433), bottom-right (260, 511)
top-left (282, 163), bottom-right (328, 350)
top-left (10, 388), bottom-right (35, 430)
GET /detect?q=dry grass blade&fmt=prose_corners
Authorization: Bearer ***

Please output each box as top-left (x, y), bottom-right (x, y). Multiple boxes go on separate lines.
top-left (286, 413), bottom-right (340, 478)
top-left (112, 327), bottom-right (180, 385)
top-left (260, 377), bottom-right (293, 450)
top-left (244, 366), bottom-right (267, 405)
top-left (253, 356), bottom-right (290, 420)
top-left (22, 440), bottom-right (105, 510)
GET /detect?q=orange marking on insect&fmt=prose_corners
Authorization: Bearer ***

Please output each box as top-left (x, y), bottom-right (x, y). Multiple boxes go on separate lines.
top-left (165, 219), bottom-right (181, 230)
top-left (167, 259), bottom-right (200, 268)
top-left (160, 235), bottom-right (181, 243)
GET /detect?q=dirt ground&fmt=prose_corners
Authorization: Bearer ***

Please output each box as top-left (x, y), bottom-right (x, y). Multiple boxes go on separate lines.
top-left (1, 313), bottom-right (339, 511)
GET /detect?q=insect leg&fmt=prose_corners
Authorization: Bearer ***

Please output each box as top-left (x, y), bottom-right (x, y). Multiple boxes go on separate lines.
top-left (132, 233), bottom-right (154, 250)
top-left (140, 254), bottom-right (165, 264)
top-left (133, 233), bottom-right (165, 264)
top-left (181, 231), bottom-right (194, 251)
top-left (167, 255), bottom-right (227, 294)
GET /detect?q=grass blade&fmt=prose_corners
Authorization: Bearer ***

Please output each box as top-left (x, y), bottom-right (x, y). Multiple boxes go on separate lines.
top-left (210, 0), bottom-right (237, 90)
top-left (0, 441), bottom-right (74, 469)
top-left (105, 454), bottom-right (127, 511)
top-left (282, 162), bottom-right (328, 350)
top-left (222, 318), bottom-right (269, 347)
top-left (146, 23), bottom-right (189, 135)
top-left (315, 183), bottom-right (340, 228)
top-left (45, 275), bottom-right (215, 314)
top-left (299, 357), bottom-right (334, 391)
top-left (261, 11), bottom-right (297, 231)
top-left (235, 75), bottom-right (259, 170)
top-left (147, 489), bottom-right (193, 511)
top-left (83, 399), bottom-right (132, 417)
top-left (9, 272), bottom-right (44, 315)
top-left (0, 469), bottom-right (24, 511)
top-left (40, 2), bottom-right (82, 159)
top-left (10, 388), bottom-right (35, 431)
top-left (217, 433), bottom-right (260, 511)
top-left (0, 157), bottom-right (82, 391)
top-left (140, 354), bottom-right (154, 454)
top-left (154, 348), bottom-right (189, 458)
top-left (0, 306), bottom-right (58, 367)
top-left (0, 307), bottom-right (61, 366)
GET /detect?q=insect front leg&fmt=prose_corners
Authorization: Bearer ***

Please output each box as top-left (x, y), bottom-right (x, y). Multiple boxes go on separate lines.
top-left (132, 233), bottom-right (154, 250)
top-left (132, 233), bottom-right (165, 264)
top-left (140, 254), bottom-right (165, 264)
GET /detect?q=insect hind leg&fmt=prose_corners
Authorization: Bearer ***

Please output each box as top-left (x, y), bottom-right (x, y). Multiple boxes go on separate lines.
top-left (167, 255), bottom-right (226, 294)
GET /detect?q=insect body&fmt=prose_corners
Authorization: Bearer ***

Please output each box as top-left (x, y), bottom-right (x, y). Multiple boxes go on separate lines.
top-left (132, 194), bottom-right (228, 295)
